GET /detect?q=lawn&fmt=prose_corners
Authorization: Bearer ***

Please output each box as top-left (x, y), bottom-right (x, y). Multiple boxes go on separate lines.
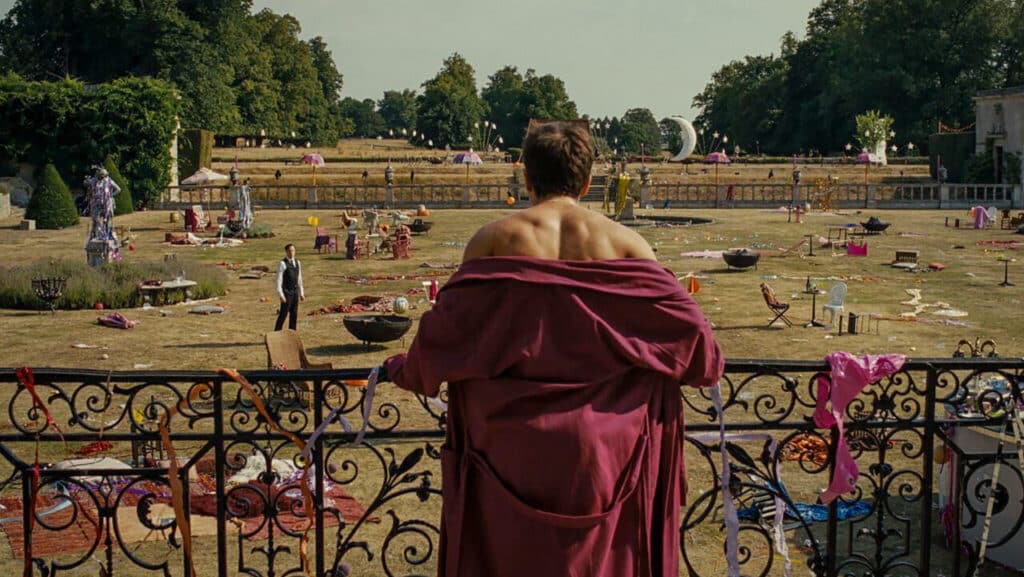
top-left (0, 203), bottom-right (1020, 576)
top-left (0, 205), bottom-right (1019, 369)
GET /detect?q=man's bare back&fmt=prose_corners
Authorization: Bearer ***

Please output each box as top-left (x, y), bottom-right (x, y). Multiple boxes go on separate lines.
top-left (463, 196), bottom-right (657, 262)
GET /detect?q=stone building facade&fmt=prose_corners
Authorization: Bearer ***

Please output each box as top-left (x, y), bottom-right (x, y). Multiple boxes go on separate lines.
top-left (975, 86), bottom-right (1024, 185)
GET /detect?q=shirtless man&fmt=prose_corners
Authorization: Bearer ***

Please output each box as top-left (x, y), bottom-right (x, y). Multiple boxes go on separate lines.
top-left (384, 120), bottom-right (722, 577)
top-left (462, 121), bottom-right (656, 262)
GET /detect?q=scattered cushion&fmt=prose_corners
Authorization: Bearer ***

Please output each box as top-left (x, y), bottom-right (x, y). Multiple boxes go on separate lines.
top-left (189, 305), bottom-right (225, 315)
top-left (928, 262), bottom-right (946, 271)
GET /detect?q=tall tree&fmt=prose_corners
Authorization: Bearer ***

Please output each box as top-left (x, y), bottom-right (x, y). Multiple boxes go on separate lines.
top-left (618, 108), bottom-right (661, 156)
top-left (378, 89), bottom-right (418, 133)
top-left (339, 97), bottom-right (385, 137)
top-left (482, 66), bottom-right (578, 148)
top-left (308, 36), bottom-right (343, 103)
top-left (416, 53), bottom-right (487, 148)
top-left (482, 66), bottom-right (526, 147)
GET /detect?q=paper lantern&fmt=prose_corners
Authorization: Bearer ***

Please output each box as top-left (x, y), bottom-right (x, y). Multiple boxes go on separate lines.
top-left (394, 297), bottom-right (409, 314)
top-left (506, 196), bottom-right (516, 206)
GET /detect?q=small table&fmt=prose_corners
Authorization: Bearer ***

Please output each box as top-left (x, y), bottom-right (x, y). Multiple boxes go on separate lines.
top-left (138, 279), bottom-right (198, 305)
top-left (827, 226), bottom-right (855, 245)
top-left (803, 289), bottom-right (826, 328)
top-left (805, 234), bottom-right (817, 257)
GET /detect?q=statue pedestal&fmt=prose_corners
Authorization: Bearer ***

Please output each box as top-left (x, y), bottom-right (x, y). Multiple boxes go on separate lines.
top-left (619, 199), bottom-right (635, 221)
top-left (86, 239), bottom-right (116, 267)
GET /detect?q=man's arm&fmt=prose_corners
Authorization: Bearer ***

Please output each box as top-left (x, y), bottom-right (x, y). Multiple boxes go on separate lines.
top-left (275, 261), bottom-right (286, 301)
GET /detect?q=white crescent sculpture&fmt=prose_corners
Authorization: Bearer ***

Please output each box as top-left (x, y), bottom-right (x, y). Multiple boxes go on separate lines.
top-left (668, 116), bottom-right (698, 162)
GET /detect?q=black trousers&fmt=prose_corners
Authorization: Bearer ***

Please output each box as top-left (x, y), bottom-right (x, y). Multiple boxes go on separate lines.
top-left (274, 291), bottom-right (299, 331)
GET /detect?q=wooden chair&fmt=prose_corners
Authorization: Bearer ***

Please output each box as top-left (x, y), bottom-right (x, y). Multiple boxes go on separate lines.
top-left (392, 225), bottom-right (411, 259)
top-left (760, 283), bottom-right (793, 327)
top-left (264, 330), bottom-right (334, 406)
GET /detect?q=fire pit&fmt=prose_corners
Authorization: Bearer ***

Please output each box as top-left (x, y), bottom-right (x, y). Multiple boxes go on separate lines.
top-left (722, 249), bottom-right (760, 270)
top-left (343, 314), bottom-right (413, 347)
top-left (860, 217), bottom-right (891, 234)
top-left (31, 277), bottom-right (67, 314)
top-left (409, 219), bottom-right (433, 234)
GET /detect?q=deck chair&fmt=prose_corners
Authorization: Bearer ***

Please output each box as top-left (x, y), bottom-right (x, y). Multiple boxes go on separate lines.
top-left (265, 330), bottom-right (334, 406)
top-left (821, 282), bottom-right (847, 326)
top-left (760, 283), bottom-right (793, 327)
top-left (314, 227), bottom-right (336, 253)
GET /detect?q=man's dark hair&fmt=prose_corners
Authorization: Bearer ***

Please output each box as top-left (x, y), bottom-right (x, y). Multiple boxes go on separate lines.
top-left (522, 120), bottom-right (594, 199)
top-left (284, 243), bottom-right (295, 251)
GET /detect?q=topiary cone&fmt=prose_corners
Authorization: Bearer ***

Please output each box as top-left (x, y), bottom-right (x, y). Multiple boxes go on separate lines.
top-left (26, 164), bottom-right (79, 229)
top-left (104, 155), bottom-right (133, 215)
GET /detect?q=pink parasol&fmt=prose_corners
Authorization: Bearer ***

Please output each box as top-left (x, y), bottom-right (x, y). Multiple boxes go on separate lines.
top-left (703, 151), bottom-right (731, 186)
top-left (855, 152), bottom-right (872, 184)
top-left (302, 153), bottom-right (326, 185)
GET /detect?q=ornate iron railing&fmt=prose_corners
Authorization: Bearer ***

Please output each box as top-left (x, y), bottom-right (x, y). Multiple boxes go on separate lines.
top-left (0, 358), bottom-right (1021, 576)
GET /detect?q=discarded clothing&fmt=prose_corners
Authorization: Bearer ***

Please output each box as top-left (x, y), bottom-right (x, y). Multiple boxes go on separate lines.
top-left (814, 352), bottom-right (905, 504)
top-left (97, 312), bottom-right (137, 329)
top-left (738, 498), bottom-right (871, 523)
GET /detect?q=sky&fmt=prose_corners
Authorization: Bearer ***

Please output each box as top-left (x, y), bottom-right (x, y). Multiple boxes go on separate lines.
top-left (0, 0), bottom-right (822, 120)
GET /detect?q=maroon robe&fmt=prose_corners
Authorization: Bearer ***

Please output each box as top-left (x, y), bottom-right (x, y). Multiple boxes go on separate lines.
top-left (384, 257), bottom-right (723, 577)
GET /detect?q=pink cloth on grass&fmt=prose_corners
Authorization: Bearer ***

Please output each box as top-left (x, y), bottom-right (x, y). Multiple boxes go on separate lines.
top-left (814, 352), bottom-right (906, 504)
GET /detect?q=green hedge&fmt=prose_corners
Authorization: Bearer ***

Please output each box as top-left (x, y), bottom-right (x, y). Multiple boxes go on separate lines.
top-left (104, 155), bottom-right (133, 215)
top-left (25, 164), bottom-right (78, 229)
top-left (0, 259), bottom-right (227, 310)
top-left (0, 74), bottom-right (178, 206)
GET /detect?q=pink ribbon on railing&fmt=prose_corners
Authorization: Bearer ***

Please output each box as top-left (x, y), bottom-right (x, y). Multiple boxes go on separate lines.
top-left (813, 352), bottom-right (905, 504)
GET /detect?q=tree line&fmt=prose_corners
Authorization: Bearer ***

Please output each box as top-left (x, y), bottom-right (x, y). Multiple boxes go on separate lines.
top-left (0, 1), bottom-right (667, 154)
top-left (692, 0), bottom-right (1024, 156)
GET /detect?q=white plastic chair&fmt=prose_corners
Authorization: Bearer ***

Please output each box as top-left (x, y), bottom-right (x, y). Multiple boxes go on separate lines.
top-left (822, 282), bottom-right (848, 326)
top-left (987, 206), bottom-right (998, 228)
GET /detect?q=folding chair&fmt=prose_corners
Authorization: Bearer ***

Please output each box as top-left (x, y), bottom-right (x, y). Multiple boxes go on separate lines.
top-left (761, 283), bottom-right (793, 327)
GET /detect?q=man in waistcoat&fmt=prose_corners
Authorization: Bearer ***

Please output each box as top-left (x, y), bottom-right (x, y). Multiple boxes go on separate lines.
top-left (274, 244), bottom-right (305, 331)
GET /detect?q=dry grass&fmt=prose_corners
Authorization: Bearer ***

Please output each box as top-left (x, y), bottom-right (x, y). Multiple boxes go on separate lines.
top-left (211, 142), bottom-right (933, 187)
top-left (0, 204), bottom-right (1020, 576)
top-left (0, 205), bottom-right (1018, 369)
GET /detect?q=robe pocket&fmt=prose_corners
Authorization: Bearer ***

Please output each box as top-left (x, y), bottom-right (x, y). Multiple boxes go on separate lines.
top-left (465, 426), bottom-right (649, 530)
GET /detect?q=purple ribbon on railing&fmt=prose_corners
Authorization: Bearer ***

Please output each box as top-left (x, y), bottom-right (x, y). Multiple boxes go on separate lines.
top-left (688, 385), bottom-right (793, 577)
top-left (299, 367), bottom-right (380, 463)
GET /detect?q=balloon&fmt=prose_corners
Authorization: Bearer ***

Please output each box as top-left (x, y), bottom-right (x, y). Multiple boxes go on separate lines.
top-left (506, 196), bottom-right (516, 206)
top-left (393, 297), bottom-right (409, 314)
top-left (94, 302), bottom-right (104, 310)
top-left (307, 216), bottom-right (319, 226)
